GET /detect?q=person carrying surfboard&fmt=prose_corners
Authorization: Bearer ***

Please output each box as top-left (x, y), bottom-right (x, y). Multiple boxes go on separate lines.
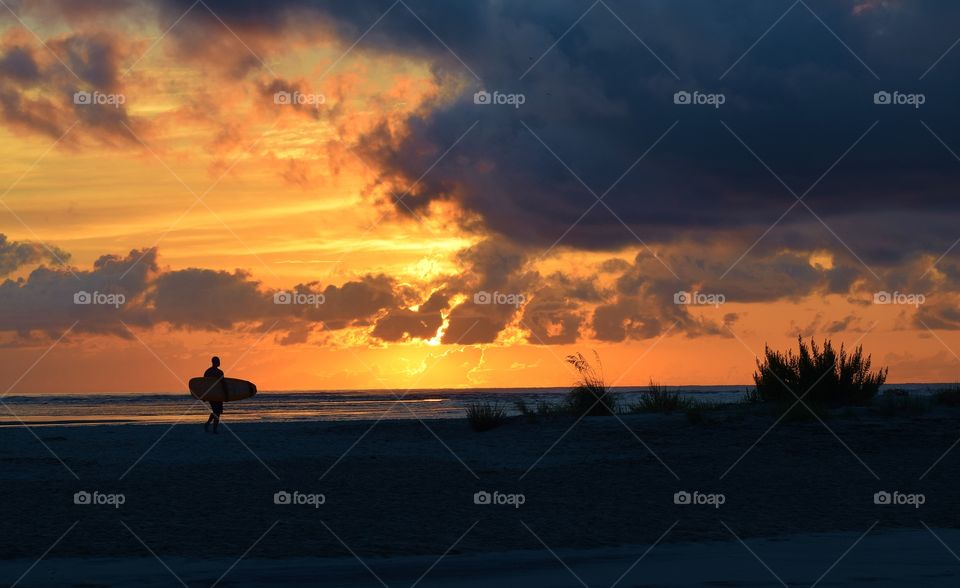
top-left (203, 356), bottom-right (226, 434)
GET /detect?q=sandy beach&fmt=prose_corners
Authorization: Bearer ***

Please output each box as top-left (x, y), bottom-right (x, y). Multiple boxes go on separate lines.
top-left (3, 405), bottom-right (960, 586)
top-left (5, 529), bottom-right (960, 587)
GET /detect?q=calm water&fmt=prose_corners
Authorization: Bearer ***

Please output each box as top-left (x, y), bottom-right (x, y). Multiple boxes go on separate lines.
top-left (0, 384), bottom-right (947, 426)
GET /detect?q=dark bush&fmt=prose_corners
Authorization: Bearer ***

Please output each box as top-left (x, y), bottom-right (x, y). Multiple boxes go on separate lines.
top-left (630, 380), bottom-right (693, 413)
top-left (754, 336), bottom-right (886, 407)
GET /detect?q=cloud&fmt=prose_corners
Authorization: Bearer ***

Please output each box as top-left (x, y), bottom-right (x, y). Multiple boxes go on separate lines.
top-left (0, 29), bottom-right (141, 145)
top-left (371, 307), bottom-right (443, 342)
top-left (17, 0), bottom-right (137, 26)
top-left (0, 240), bottom-right (415, 342)
top-left (915, 293), bottom-right (960, 331)
top-left (0, 234), bottom-right (70, 276)
top-left (5, 0), bottom-right (960, 346)
top-left (334, 0), bottom-right (960, 276)
top-left (787, 312), bottom-right (863, 337)
top-left (371, 289), bottom-right (447, 342)
top-left (10, 0), bottom-right (960, 261)
top-left (522, 297), bottom-right (582, 345)
top-left (0, 246), bottom-right (154, 338)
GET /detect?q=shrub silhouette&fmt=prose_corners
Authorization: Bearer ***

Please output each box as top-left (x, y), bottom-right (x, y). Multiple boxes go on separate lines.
top-left (754, 336), bottom-right (886, 407)
top-left (465, 401), bottom-right (507, 432)
top-left (630, 379), bottom-right (693, 413)
top-left (566, 351), bottom-right (617, 416)
top-left (935, 385), bottom-right (960, 406)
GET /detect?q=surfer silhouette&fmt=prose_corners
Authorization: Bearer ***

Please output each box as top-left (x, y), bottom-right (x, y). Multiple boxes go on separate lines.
top-left (203, 356), bottom-right (225, 434)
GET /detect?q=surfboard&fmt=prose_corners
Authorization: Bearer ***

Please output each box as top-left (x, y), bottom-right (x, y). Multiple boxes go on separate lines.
top-left (188, 377), bottom-right (257, 403)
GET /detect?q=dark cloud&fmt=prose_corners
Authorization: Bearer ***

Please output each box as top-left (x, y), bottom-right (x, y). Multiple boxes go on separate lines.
top-left (335, 0), bottom-right (960, 271)
top-left (0, 242), bottom-right (419, 342)
top-left (6, 0), bottom-right (960, 344)
top-left (11, 0), bottom-right (960, 260)
top-left (371, 308), bottom-right (443, 342)
top-left (0, 32), bottom-right (138, 145)
top-left (17, 0), bottom-right (136, 25)
top-left (0, 246), bottom-right (154, 338)
top-left (0, 234), bottom-right (70, 276)
top-left (440, 310), bottom-right (509, 345)
top-left (825, 315), bottom-right (861, 333)
top-left (786, 312), bottom-right (864, 337)
top-left (11, 0), bottom-right (960, 264)
top-left (370, 289), bottom-right (448, 342)
top-left (915, 293), bottom-right (960, 330)
top-left (522, 296), bottom-right (582, 345)
top-left (152, 267), bottom-right (268, 330)
top-left (434, 239), bottom-right (535, 344)
top-left (0, 45), bottom-right (39, 81)
top-left (590, 290), bottom-right (735, 343)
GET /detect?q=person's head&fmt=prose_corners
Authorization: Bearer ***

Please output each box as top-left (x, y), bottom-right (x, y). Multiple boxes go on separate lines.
top-left (211, 356), bottom-right (220, 367)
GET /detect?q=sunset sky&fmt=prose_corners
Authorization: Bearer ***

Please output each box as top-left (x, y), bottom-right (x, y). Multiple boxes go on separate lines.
top-left (3, 0), bottom-right (960, 393)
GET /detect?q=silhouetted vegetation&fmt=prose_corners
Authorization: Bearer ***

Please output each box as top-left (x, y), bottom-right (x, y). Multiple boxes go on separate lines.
top-left (876, 390), bottom-right (928, 416)
top-left (514, 398), bottom-right (568, 419)
top-left (742, 387), bottom-right (762, 404)
top-left (465, 401), bottom-right (507, 432)
top-left (934, 385), bottom-right (960, 407)
top-left (754, 336), bottom-right (887, 407)
top-left (630, 379), bottom-right (694, 413)
top-left (566, 351), bottom-right (617, 416)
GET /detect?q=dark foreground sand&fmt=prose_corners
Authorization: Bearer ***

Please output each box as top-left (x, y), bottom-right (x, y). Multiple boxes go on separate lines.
top-left (2, 404), bottom-right (960, 586)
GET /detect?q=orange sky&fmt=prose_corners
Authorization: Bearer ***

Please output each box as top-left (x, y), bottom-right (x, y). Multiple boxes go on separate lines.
top-left (2, 2), bottom-right (960, 394)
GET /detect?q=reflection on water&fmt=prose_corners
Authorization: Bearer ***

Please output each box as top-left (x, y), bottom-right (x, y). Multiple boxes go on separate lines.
top-left (0, 384), bottom-right (940, 427)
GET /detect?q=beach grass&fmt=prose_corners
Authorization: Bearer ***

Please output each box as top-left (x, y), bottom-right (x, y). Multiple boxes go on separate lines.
top-left (565, 351), bottom-right (618, 416)
top-left (478, 341), bottom-right (911, 431)
top-left (875, 391), bottom-right (929, 416)
top-left (465, 401), bottom-right (507, 432)
top-left (629, 380), bottom-right (694, 413)
top-left (934, 385), bottom-right (960, 406)
top-left (514, 398), bottom-right (570, 419)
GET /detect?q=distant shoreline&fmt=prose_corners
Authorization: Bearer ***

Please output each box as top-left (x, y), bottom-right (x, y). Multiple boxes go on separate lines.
top-left (2, 384), bottom-right (955, 427)
top-left (6, 382), bottom-right (955, 396)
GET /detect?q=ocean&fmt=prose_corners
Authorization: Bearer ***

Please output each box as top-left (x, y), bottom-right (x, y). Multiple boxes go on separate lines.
top-left (0, 384), bottom-right (947, 426)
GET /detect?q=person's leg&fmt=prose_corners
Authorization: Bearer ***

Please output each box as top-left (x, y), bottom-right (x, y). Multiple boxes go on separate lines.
top-left (205, 413), bottom-right (214, 432)
top-left (212, 414), bottom-right (220, 434)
